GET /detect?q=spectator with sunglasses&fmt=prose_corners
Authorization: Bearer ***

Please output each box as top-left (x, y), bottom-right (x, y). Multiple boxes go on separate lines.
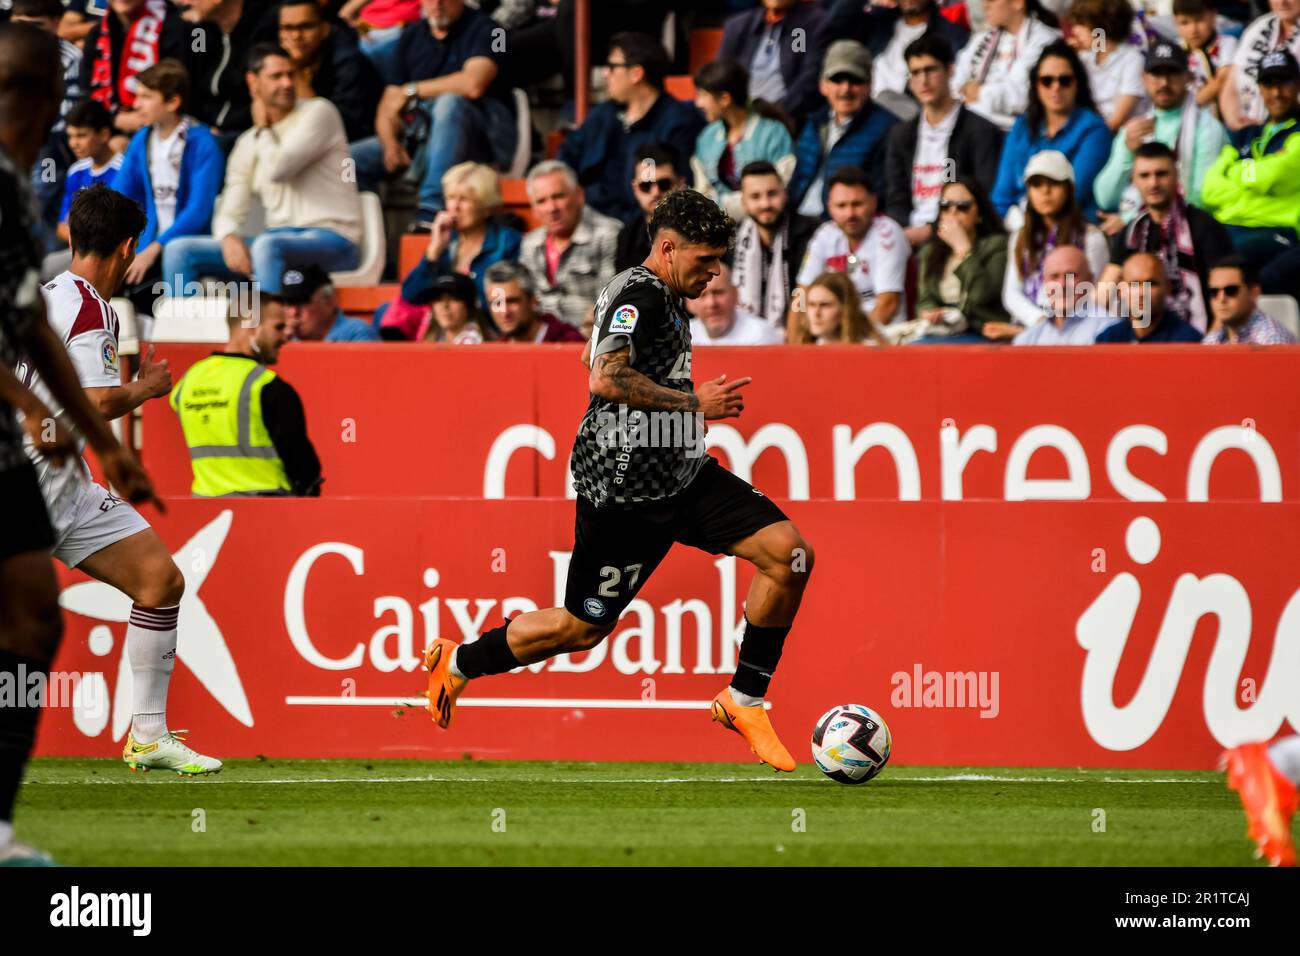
top-left (885, 33), bottom-right (1004, 248)
top-left (789, 39), bottom-right (899, 219)
top-left (913, 178), bottom-right (1011, 340)
top-left (616, 143), bottom-right (687, 273)
top-left (991, 40), bottom-right (1111, 220)
top-left (1202, 256), bottom-right (1298, 343)
top-left (558, 32), bottom-right (706, 225)
top-left (691, 58), bottom-right (795, 221)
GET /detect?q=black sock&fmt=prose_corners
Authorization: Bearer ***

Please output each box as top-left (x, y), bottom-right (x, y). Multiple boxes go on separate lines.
top-left (455, 623), bottom-right (522, 679)
top-left (0, 649), bottom-right (48, 825)
top-left (730, 618), bottom-right (791, 699)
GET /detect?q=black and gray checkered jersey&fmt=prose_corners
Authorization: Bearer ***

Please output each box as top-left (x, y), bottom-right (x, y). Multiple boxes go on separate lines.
top-left (570, 266), bottom-right (707, 509)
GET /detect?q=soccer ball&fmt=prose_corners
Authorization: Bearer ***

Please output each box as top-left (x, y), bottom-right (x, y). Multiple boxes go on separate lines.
top-left (811, 704), bottom-right (891, 785)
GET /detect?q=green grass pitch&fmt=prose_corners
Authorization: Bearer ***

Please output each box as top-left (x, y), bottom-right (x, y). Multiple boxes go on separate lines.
top-left (14, 758), bottom-right (1279, 866)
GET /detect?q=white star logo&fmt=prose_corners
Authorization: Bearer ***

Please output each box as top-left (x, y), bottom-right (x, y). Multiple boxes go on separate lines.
top-left (59, 510), bottom-right (253, 739)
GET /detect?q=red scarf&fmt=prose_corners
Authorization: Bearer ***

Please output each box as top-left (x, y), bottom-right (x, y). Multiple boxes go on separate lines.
top-left (90, 0), bottom-right (168, 114)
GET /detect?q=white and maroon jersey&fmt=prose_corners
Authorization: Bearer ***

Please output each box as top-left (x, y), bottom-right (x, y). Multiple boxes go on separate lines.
top-left (14, 270), bottom-right (122, 507)
top-left (798, 215), bottom-right (910, 323)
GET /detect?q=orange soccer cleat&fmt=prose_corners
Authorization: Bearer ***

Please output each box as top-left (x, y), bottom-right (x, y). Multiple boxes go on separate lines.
top-left (1222, 742), bottom-right (1297, 867)
top-left (422, 639), bottom-right (468, 730)
top-left (711, 687), bottom-right (796, 772)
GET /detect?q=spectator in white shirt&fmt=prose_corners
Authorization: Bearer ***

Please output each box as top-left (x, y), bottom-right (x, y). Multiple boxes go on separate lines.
top-left (791, 271), bottom-right (890, 345)
top-left (161, 43), bottom-right (362, 296)
top-left (1065, 0), bottom-right (1147, 131)
top-left (953, 0), bottom-right (1061, 131)
top-left (1014, 244), bottom-right (1115, 343)
top-left (794, 165), bottom-right (910, 338)
top-left (688, 263), bottom-right (784, 345)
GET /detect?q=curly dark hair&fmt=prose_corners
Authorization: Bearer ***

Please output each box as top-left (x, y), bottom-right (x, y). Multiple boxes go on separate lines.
top-left (648, 188), bottom-right (733, 250)
top-left (1025, 40), bottom-right (1096, 136)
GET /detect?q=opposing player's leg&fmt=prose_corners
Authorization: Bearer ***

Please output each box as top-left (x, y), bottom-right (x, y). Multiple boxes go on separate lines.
top-left (1222, 736), bottom-right (1299, 867)
top-left (0, 465), bottom-right (62, 864)
top-left (675, 459), bottom-right (811, 771)
top-left (423, 497), bottom-right (672, 729)
top-left (72, 512), bottom-right (221, 775)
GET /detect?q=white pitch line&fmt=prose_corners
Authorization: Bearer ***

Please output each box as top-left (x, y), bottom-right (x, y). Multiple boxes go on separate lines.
top-left (284, 696), bottom-right (770, 711)
top-left (22, 773), bottom-right (1217, 786)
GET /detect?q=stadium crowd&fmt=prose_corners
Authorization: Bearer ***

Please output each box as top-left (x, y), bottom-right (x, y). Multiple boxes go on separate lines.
top-left (12, 0), bottom-right (1300, 349)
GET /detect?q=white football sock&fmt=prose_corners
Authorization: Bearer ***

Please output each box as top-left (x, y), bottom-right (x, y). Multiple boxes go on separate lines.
top-left (448, 646), bottom-right (467, 680)
top-left (729, 687), bottom-right (764, 708)
top-left (128, 604), bottom-right (178, 744)
top-left (1268, 735), bottom-right (1300, 786)
top-left (0, 819), bottom-right (13, 849)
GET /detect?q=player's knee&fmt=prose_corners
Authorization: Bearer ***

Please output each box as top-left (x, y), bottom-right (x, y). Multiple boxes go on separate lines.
top-left (137, 559), bottom-right (185, 607)
top-left (762, 527), bottom-right (815, 589)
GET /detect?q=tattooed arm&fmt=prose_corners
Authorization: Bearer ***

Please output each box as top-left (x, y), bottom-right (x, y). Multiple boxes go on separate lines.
top-left (589, 347), bottom-right (749, 420)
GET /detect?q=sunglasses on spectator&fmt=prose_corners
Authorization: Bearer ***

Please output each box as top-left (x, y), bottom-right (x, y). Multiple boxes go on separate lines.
top-left (1038, 74), bottom-right (1075, 89)
top-left (605, 61), bottom-right (633, 71)
top-left (939, 200), bottom-right (975, 212)
top-left (827, 73), bottom-right (867, 86)
top-left (1209, 284), bottom-right (1243, 298)
top-left (637, 178), bottom-right (675, 194)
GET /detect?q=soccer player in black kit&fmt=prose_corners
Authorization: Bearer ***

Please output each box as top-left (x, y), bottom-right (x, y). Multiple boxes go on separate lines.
top-left (423, 190), bottom-right (812, 771)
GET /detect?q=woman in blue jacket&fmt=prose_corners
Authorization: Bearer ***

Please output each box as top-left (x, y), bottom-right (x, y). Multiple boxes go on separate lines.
top-left (110, 60), bottom-right (226, 317)
top-left (692, 58), bottom-right (796, 220)
top-left (991, 40), bottom-right (1112, 222)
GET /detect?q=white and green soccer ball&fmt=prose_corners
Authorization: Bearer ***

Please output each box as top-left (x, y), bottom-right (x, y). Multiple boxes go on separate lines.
top-left (811, 704), bottom-right (891, 785)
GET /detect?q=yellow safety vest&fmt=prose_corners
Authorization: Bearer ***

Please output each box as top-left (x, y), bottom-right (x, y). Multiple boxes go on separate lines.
top-left (169, 355), bottom-right (291, 497)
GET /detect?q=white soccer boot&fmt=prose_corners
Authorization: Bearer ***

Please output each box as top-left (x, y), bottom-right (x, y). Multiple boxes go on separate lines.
top-left (122, 730), bottom-right (223, 776)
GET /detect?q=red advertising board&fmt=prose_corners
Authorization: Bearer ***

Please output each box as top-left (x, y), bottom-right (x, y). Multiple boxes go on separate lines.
top-left (36, 496), bottom-right (1300, 769)
top-left (36, 347), bottom-right (1299, 768)
top-left (140, 343), bottom-right (1300, 502)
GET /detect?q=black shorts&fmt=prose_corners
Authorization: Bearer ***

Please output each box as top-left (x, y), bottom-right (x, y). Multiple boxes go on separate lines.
top-left (0, 463), bottom-right (55, 563)
top-left (564, 456), bottom-right (788, 625)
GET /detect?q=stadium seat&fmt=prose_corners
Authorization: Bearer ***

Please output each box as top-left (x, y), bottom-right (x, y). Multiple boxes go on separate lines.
top-left (665, 75), bottom-right (696, 101)
top-left (336, 284), bottom-right (400, 320)
top-left (1256, 295), bottom-right (1300, 339)
top-left (688, 28), bottom-right (724, 75)
top-left (151, 292), bottom-right (231, 343)
top-left (330, 191), bottom-right (386, 287)
top-left (509, 88), bottom-right (533, 178)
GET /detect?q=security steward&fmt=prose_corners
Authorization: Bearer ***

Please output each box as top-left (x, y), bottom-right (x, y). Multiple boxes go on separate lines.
top-left (169, 292), bottom-right (323, 497)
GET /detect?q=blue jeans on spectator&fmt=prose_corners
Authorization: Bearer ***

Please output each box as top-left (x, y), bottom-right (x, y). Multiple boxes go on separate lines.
top-left (359, 25), bottom-right (406, 86)
top-left (350, 93), bottom-right (517, 220)
top-left (161, 227), bottom-right (360, 296)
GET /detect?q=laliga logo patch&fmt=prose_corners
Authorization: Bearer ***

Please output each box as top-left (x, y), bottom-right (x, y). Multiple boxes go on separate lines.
top-left (583, 597), bottom-right (606, 618)
top-left (101, 340), bottom-right (117, 373)
top-left (609, 304), bottom-right (639, 334)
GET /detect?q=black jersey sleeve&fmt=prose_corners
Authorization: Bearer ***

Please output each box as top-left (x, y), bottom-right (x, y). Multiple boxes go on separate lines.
top-left (589, 273), bottom-right (668, 367)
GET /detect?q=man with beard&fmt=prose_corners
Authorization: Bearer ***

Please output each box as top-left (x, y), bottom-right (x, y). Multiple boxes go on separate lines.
top-left (1093, 42), bottom-right (1226, 228)
top-left (730, 160), bottom-right (816, 330)
top-left (276, 0), bottom-right (382, 142)
top-left (1098, 142), bottom-right (1231, 333)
